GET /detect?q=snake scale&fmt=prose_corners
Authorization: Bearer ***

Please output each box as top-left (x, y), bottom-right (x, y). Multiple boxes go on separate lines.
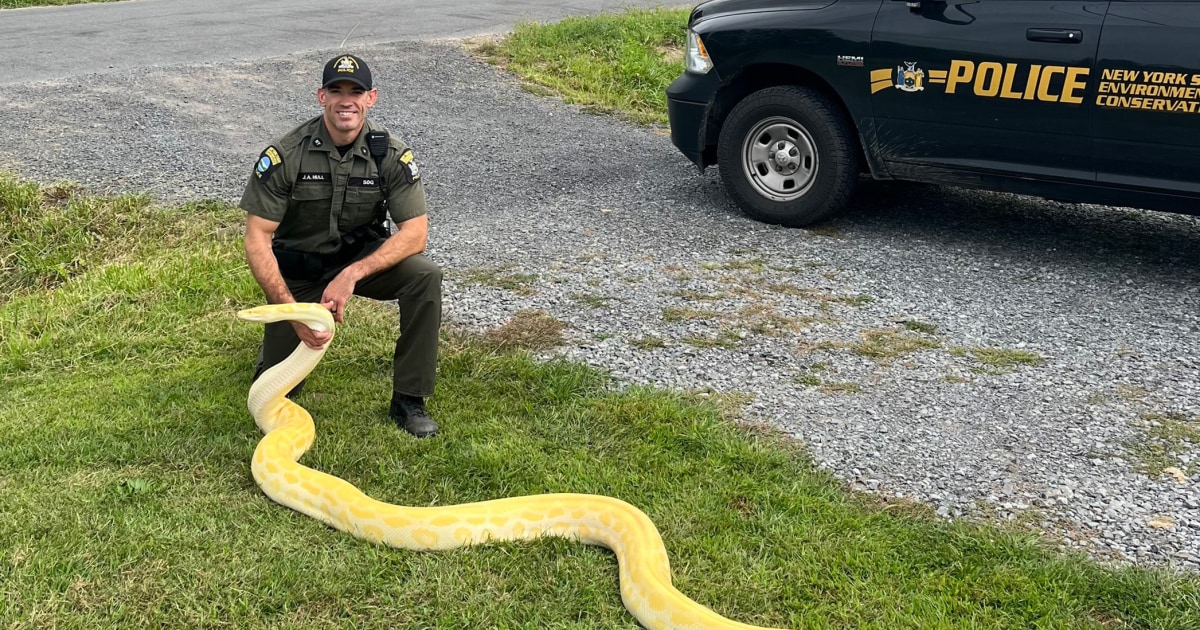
top-left (239, 302), bottom-right (784, 630)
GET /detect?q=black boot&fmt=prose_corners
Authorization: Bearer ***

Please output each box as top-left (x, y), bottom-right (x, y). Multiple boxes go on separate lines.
top-left (389, 394), bottom-right (438, 438)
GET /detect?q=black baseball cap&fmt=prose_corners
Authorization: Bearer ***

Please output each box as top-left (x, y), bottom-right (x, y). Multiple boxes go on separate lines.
top-left (322, 54), bottom-right (372, 90)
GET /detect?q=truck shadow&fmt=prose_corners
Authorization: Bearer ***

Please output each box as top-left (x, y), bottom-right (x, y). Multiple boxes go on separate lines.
top-left (835, 179), bottom-right (1200, 279)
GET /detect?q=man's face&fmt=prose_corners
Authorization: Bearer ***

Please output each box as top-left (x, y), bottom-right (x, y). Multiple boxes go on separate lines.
top-left (317, 81), bottom-right (377, 140)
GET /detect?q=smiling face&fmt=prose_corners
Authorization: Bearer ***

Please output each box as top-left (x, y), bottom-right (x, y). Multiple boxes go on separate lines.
top-left (317, 80), bottom-right (378, 145)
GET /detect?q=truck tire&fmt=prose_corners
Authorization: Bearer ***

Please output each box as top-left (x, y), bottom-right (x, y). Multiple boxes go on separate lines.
top-left (717, 86), bottom-right (859, 227)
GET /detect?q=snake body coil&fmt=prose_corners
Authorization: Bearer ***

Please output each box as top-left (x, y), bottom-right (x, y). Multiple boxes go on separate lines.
top-left (238, 302), bottom-right (783, 630)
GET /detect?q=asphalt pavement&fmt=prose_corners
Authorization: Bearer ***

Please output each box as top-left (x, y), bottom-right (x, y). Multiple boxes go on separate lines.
top-left (0, 0), bottom-right (679, 84)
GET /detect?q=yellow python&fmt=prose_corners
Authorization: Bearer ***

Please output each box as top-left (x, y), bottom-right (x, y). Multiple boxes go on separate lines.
top-left (238, 302), bottom-right (784, 630)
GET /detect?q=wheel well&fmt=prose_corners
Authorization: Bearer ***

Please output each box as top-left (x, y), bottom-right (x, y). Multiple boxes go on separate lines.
top-left (704, 64), bottom-right (868, 173)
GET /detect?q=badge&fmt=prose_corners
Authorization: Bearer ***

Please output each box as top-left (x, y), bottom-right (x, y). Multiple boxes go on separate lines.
top-left (895, 61), bottom-right (925, 92)
top-left (254, 146), bottom-right (283, 180)
top-left (399, 149), bottom-right (421, 183)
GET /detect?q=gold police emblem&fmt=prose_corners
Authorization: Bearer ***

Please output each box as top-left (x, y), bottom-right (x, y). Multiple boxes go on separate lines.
top-left (399, 149), bottom-right (421, 183)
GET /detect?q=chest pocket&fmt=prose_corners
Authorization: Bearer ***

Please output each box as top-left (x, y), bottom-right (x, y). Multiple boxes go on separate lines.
top-left (342, 179), bottom-right (384, 231)
top-left (279, 181), bottom-right (333, 241)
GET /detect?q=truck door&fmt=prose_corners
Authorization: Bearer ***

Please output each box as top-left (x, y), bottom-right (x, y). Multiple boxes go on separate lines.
top-left (1093, 1), bottom-right (1200, 197)
top-left (869, 0), bottom-right (1108, 182)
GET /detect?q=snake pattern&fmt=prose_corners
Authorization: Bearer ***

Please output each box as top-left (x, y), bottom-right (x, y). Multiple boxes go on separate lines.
top-left (238, 302), bottom-right (783, 630)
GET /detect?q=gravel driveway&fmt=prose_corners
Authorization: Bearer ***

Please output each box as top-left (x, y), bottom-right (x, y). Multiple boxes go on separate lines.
top-left (2, 41), bottom-right (1198, 571)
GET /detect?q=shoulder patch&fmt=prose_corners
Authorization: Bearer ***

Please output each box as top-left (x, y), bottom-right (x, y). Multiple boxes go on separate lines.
top-left (398, 148), bottom-right (421, 183)
top-left (254, 146), bottom-right (284, 181)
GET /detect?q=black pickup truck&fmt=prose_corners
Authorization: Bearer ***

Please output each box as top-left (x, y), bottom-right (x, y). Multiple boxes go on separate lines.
top-left (666, 0), bottom-right (1200, 226)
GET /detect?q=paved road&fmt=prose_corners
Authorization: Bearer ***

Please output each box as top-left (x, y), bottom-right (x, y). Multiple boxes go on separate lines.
top-left (0, 0), bottom-right (676, 84)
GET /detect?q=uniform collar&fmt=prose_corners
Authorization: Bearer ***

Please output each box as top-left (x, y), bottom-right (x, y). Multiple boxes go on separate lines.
top-left (307, 116), bottom-right (375, 159)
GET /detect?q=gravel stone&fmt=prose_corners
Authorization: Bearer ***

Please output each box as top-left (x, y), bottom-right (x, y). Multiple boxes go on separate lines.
top-left (1, 41), bottom-right (1198, 572)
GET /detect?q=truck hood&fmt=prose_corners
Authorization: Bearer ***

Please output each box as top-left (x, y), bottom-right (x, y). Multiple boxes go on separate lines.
top-left (692, 0), bottom-right (839, 21)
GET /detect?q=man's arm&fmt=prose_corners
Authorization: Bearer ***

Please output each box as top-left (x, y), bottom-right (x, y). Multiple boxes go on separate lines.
top-left (244, 214), bottom-right (332, 348)
top-left (244, 214), bottom-right (293, 304)
top-left (320, 214), bottom-right (428, 323)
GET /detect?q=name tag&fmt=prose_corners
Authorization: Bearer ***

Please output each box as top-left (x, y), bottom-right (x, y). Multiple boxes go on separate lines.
top-left (298, 172), bottom-right (330, 182)
top-left (349, 177), bottom-right (380, 188)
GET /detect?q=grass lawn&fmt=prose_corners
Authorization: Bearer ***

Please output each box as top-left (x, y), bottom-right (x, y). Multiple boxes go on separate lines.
top-left (472, 8), bottom-right (690, 126)
top-left (3, 7), bottom-right (1199, 630)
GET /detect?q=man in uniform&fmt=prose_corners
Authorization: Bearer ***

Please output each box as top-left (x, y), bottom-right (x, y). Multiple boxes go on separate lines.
top-left (240, 54), bottom-right (442, 438)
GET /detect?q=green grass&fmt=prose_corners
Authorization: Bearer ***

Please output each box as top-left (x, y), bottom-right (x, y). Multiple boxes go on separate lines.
top-left (1, 177), bottom-right (155, 299)
top-left (681, 329), bottom-right (743, 350)
top-left (472, 8), bottom-right (690, 125)
top-left (629, 335), bottom-right (667, 350)
top-left (0, 0), bottom-right (120, 8)
top-left (852, 328), bottom-right (941, 360)
top-left (952, 346), bottom-right (1047, 374)
top-left (794, 364), bottom-right (862, 394)
top-left (4, 9), bottom-right (1200, 627)
top-left (455, 265), bottom-right (539, 295)
top-left (573, 293), bottom-right (614, 309)
top-left (1125, 412), bottom-right (1200, 477)
top-left (902, 320), bottom-right (939, 335)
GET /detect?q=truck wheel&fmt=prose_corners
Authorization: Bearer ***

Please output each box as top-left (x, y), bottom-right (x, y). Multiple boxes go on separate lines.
top-left (717, 86), bottom-right (859, 227)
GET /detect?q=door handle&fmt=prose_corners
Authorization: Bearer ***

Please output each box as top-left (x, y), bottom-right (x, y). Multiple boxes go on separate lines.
top-left (1027, 28), bottom-right (1084, 44)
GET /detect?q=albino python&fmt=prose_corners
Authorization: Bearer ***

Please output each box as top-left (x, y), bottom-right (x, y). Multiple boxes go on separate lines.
top-left (239, 302), bottom-right (785, 630)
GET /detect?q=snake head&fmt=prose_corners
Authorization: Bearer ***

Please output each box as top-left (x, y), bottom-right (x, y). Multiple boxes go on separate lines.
top-left (237, 303), bottom-right (335, 333)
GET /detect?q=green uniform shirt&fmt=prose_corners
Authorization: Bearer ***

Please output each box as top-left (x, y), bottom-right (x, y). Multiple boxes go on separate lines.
top-left (240, 116), bottom-right (426, 254)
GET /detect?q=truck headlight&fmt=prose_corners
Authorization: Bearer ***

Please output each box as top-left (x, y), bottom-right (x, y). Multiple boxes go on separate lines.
top-left (686, 29), bottom-right (712, 75)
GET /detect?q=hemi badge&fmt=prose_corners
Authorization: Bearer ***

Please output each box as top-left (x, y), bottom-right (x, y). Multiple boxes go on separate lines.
top-left (837, 55), bottom-right (864, 67)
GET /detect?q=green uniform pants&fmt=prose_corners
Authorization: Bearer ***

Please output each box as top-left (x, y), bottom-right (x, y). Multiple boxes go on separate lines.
top-left (256, 253), bottom-right (442, 397)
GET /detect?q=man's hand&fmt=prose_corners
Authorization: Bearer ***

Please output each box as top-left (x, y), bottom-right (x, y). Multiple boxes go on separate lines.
top-left (310, 216), bottom-right (430, 327)
top-left (292, 299), bottom-right (336, 348)
top-left (322, 272), bottom-right (358, 325)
